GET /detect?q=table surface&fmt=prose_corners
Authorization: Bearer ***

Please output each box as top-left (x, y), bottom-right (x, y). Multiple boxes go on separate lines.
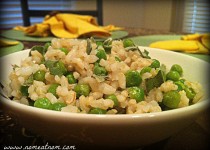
top-left (0, 27), bottom-right (210, 150)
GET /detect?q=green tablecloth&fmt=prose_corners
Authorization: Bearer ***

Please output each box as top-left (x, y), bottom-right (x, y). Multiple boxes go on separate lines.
top-left (128, 35), bottom-right (210, 63)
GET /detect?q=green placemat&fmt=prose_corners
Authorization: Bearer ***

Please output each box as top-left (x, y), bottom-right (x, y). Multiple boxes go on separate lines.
top-left (1, 30), bottom-right (128, 42)
top-left (129, 35), bottom-right (182, 46)
top-left (128, 35), bottom-right (210, 63)
top-left (1, 30), bottom-right (53, 42)
top-left (109, 30), bottom-right (128, 40)
top-left (185, 53), bottom-right (210, 63)
top-left (0, 41), bottom-right (24, 57)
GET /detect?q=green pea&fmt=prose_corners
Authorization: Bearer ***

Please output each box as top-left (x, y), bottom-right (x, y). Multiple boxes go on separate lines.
top-left (175, 79), bottom-right (195, 100)
top-left (51, 102), bottom-right (67, 111)
top-left (128, 87), bottom-right (145, 102)
top-left (93, 65), bottom-right (108, 76)
top-left (89, 108), bottom-right (107, 114)
top-left (184, 87), bottom-right (196, 100)
top-left (163, 91), bottom-right (181, 109)
top-left (166, 71), bottom-right (180, 81)
top-left (33, 70), bottom-right (46, 81)
top-left (125, 70), bottom-right (142, 87)
top-left (123, 39), bottom-right (135, 48)
top-left (140, 66), bottom-right (152, 76)
top-left (105, 94), bottom-right (119, 107)
top-left (170, 64), bottom-right (183, 76)
top-left (96, 41), bottom-right (103, 46)
top-left (34, 98), bottom-right (52, 110)
top-left (44, 60), bottom-right (56, 68)
top-left (59, 47), bottom-right (68, 55)
top-left (174, 81), bottom-right (185, 91)
top-left (49, 61), bottom-right (67, 76)
top-left (74, 84), bottom-right (91, 98)
top-left (179, 78), bottom-right (186, 83)
top-left (150, 59), bottom-right (160, 68)
top-left (47, 83), bottom-right (59, 97)
top-left (20, 85), bottom-right (29, 96)
top-left (96, 49), bottom-right (107, 60)
top-left (66, 73), bottom-right (77, 84)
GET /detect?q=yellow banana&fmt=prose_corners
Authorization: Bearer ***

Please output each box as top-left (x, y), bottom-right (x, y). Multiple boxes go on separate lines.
top-left (0, 39), bottom-right (19, 47)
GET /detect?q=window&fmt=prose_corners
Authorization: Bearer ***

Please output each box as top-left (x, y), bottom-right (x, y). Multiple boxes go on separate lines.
top-left (0, 0), bottom-right (75, 29)
top-left (27, 0), bottom-right (76, 25)
top-left (182, 0), bottom-right (210, 33)
top-left (0, 0), bottom-right (22, 29)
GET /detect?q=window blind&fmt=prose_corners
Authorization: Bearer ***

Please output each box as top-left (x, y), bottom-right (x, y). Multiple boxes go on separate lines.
top-left (182, 0), bottom-right (210, 33)
top-left (0, 0), bottom-right (75, 29)
top-left (0, 0), bottom-right (22, 29)
top-left (28, 0), bottom-right (76, 25)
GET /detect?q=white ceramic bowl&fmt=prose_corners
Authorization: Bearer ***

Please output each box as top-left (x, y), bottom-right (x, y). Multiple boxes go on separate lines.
top-left (0, 47), bottom-right (209, 149)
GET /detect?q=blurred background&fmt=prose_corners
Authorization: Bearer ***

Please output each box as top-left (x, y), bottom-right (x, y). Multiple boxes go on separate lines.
top-left (0, 0), bottom-right (209, 34)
